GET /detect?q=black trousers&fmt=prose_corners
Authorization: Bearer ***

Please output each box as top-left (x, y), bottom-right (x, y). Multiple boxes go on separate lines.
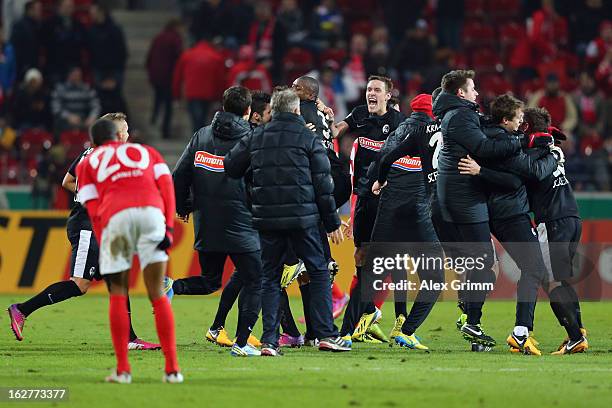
top-left (151, 85), bottom-right (173, 138)
top-left (369, 194), bottom-right (445, 335)
top-left (260, 226), bottom-right (337, 346)
top-left (543, 217), bottom-right (582, 281)
top-left (175, 251), bottom-right (262, 344)
top-left (490, 214), bottom-right (547, 330)
top-left (453, 221), bottom-right (496, 325)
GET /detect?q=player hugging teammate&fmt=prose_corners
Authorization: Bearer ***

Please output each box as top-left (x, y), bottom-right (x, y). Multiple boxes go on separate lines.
top-left (8, 70), bottom-right (590, 383)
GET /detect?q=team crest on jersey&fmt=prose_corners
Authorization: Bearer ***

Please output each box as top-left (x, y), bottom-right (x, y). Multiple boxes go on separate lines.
top-left (358, 137), bottom-right (384, 152)
top-left (391, 156), bottom-right (422, 172)
top-left (194, 151), bottom-right (224, 172)
top-left (382, 124), bottom-right (390, 134)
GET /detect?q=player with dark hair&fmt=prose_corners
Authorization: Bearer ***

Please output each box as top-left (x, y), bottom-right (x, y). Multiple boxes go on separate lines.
top-left (331, 75), bottom-right (407, 344)
top-left (457, 94), bottom-right (560, 355)
top-left (369, 93), bottom-right (445, 350)
top-left (433, 70), bottom-right (522, 348)
top-left (290, 76), bottom-right (351, 343)
top-left (76, 118), bottom-right (181, 383)
top-left (171, 86), bottom-right (264, 356)
top-left (521, 107), bottom-right (588, 355)
top-left (8, 113), bottom-right (164, 351)
top-left (249, 91), bottom-right (271, 127)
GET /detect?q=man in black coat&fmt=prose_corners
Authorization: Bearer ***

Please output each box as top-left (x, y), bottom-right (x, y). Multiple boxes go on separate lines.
top-left (172, 86), bottom-right (262, 356)
top-left (87, 4), bottom-right (128, 87)
top-left (432, 69), bottom-right (522, 348)
top-left (457, 94), bottom-right (559, 355)
top-left (9, 1), bottom-right (43, 80)
top-left (224, 88), bottom-right (349, 354)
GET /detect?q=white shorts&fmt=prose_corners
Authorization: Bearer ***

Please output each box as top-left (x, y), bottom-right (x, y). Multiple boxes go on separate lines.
top-left (100, 206), bottom-right (169, 275)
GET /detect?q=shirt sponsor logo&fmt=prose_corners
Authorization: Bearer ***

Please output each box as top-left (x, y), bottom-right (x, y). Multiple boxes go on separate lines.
top-left (358, 137), bottom-right (385, 152)
top-left (194, 151), bottom-right (224, 172)
top-left (391, 156), bottom-right (422, 172)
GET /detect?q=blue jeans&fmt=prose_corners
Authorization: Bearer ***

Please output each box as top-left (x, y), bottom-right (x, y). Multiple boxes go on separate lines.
top-left (259, 225), bottom-right (337, 346)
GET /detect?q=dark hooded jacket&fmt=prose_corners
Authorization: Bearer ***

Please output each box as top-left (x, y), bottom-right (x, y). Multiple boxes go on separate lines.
top-left (478, 125), bottom-right (558, 221)
top-left (224, 112), bottom-right (340, 233)
top-left (173, 111), bottom-right (259, 253)
top-left (432, 92), bottom-right (521, 223)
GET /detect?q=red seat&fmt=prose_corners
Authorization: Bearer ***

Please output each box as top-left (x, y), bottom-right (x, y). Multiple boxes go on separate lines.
top-left (60, 130), bottom-right (91, 161)
top-left (480, 74), bottom-right (514, 97)
top-left (350, 20), bottom-right (374, 37)
top-left (19, 129), bottom-right (53, 161)
top-left (0, 155), bottom-right (21, 184)
top-left (465, 0), bottom-right (486, 18)
top-left (319, 48), bottom-right (347, 66)
top-left (462, 21), bottom-right (496, 49)
top-left (283, 47), bottom-right (314, 84)
top-left (486, 0), bottom-right (520, 19)
top-left (471, 48), bottom-right (503, 73)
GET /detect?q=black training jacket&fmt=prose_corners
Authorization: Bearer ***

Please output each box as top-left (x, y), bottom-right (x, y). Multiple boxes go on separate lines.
top-left (477, 125), bottom-right (558, 221)
top-left (523, 136), bottom-right (580, 224)
top-left (224, 112), bottom-right (340, 233)
top-left (432, 92), bottom-right (521, 223)
top-left (173, 111), bottom-right (260, 253)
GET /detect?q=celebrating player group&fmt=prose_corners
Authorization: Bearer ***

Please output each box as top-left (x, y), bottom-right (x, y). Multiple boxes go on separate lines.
top-left (7, 69), bottom-right (588, 384)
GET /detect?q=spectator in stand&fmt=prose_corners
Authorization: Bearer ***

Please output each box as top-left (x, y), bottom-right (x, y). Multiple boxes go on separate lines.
top-left (172, 34), bottom-right (225, 132)
top-left (306, 60), bottom-right (348, 120)
top-left (0, 29), bottom-right (17, 106)
top-left (248, 0), bottom-right (286, 82)
top-left (528, 73), bottom-right (578, 148)
top-left (9, 0), bottom-right (42, 80)
top-left (436, 0), bottom-right (464, 50)
top-left (343, 33), bottom-right (367, 108)
top-left (87, 3), bottom-right (128, 88)
top-left (573, 71), bottom-right (606, 139)
top-left (529, 0), bottom-right (568, 59)
top-left (146, 18), bottom-right (183, 140)
top-left (11, 68), bottom-right (51, 130)
top-left (190, 0), bottom-right (230, 42)
top-left (595, 48), bottom-right (612, 97)
top-left (277, 0), bottom-right (305, 46)
top-left (393, 19), bottom-right (434, 87)
top-left (586, 20), bottom-right (612, 68)
top-left (571, 0), bottom-right (607, 56)
top-left (3, 0), bottom-right (28, 38)
top-left (43, 0), bottom-right (87, 84)
top-left (319, 60), bottom-right (347, 120)
top-left (511, 0), bottom-right (568, 81)
top-left (309, 0), bottom-right (343, 49)
top-left (579, 126), bottom-right (609, 191)
top-left (51, 66), bottom-right (101, 132)
top-left (96, 76), bottom-right (128, 117)
top-left (227, 45), bottom-right (272, 94)
top-left (31, 143), bottom-right (57, 209)
top-left (365, 25), bottom-right (391, 77)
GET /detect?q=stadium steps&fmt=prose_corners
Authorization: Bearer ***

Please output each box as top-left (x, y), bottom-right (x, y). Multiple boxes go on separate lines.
top-left (112, 8), bottom-right (192, 167)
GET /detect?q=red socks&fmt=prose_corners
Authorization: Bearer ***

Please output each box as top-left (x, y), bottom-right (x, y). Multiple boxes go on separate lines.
top-left (109, 295), bottom-right (131, 374)
top-left (152, 296), bottom-right (179, 374)
top-left (331, 282), bottom-right (344, 300)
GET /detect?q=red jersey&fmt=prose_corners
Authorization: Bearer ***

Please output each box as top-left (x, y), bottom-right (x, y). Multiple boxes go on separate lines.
top-left (76, 141), bottom-right (175, 236)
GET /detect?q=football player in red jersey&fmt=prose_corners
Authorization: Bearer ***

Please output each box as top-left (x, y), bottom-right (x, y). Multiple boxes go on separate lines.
top-left (77, 119), bottom-right (181, 383)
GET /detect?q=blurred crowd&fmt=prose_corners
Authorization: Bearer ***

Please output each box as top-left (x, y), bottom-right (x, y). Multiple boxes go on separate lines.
top-left (0, 0), bottom-right (611, 210)
top-left (0, 0), bottom-right (127, 207)
top-left (159, 0), bottom-right (611, 191)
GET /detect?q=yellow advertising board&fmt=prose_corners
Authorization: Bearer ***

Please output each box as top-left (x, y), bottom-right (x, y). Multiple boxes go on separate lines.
top-left (0, 211), bottom-right (357, 295)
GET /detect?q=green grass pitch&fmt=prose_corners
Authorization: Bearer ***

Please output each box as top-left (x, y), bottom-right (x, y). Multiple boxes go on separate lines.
top-left (2, 294), bottom-right (612, 407)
